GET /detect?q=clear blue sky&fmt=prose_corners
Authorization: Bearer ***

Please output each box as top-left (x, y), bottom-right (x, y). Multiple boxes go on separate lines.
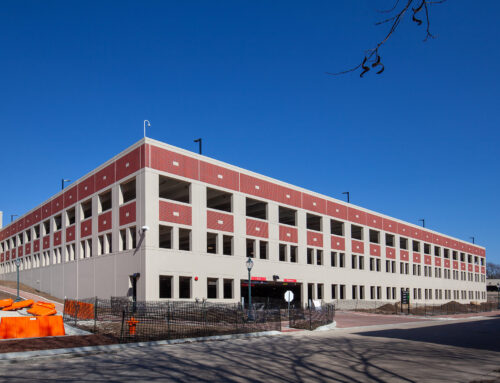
top-left (1, 1), bottom-right (498, 263)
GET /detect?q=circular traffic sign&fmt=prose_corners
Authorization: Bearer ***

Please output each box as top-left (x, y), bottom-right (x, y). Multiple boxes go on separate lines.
top-left (284, 290), bottom-right (294, 303)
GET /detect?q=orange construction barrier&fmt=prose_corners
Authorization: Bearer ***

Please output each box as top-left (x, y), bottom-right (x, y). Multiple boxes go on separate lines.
top-left (2, 299), bottom-right (34, 311)
top-left (64, 300), bottom-right (94, 319)
top-left (0, 299), bottom-right (13, 308)
top-left (0, 316), bottom-right (65, 339)
top-left (27, 306), bottom-right (57, 316)
top-left (35, 301), bottom-right (56, 310)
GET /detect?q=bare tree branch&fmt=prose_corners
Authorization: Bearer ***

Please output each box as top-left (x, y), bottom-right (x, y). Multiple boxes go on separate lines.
top-left (327, 0), bottom-right (446, 77)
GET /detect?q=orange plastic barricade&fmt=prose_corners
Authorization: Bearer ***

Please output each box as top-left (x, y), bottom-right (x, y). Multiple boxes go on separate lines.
top-left (64, 300), bottom-right (94, 320)
top-left (2, 299), bottom-right (34, 311)
top-left (0, 299), bottom-right (13, 308)
top-left (0, 316), bottom-right (65, 339)
top-left (35, 301), bottom-right (56, 310)
top-left (27, 306), bottom-right (57, 316)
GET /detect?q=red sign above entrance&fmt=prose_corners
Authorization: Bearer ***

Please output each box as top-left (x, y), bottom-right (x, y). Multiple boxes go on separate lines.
top-left (251, 277), bottom-right (266, 281)
top-left (284, 279), bottom-right (297, 283)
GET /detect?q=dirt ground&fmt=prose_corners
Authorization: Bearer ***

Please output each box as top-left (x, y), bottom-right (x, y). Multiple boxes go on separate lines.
top-left (0, 334), bottom-right (119, 354)
top-left (0, 281), bottom-right (63, 304)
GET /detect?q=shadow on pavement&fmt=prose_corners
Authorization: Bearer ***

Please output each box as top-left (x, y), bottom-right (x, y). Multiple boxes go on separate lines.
top-left (356, 317), bottom-right (500, 352)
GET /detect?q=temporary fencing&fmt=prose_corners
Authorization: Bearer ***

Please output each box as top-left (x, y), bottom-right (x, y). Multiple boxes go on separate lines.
top-left (289, 303), bottom-right (335, 330)
top-left (63, 297), bottom-right (282, 343)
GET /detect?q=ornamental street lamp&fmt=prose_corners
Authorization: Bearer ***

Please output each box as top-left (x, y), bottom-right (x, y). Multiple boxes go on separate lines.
top-left (15, 259), bottom-right (21, 302)
top-left (246, 257), bottom-right (254, 320)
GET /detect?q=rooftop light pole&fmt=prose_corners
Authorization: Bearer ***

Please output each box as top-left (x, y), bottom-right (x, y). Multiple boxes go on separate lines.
top-left (15, 259), bottom-right (21, 302)
top-left (144, 120), bottom-right (151, 138)
top-left (419, 219), bottom-right (425, 228)
top-left (342, 192), bottom-right (350, 203)
top-left (470, 236), bottom-right (475, 244)
top-left (194, 138), bottom-right (202, 155)
top-left (10, 214), bottom-right (18, 222)
top-left (246, 257), bottom-right (254, 321)
top-left (61, 179), bottom-right (71, 190)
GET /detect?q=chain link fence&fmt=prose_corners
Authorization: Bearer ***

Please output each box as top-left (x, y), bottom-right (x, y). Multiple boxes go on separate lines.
top-left (63, 297), bottom-right (282, 343)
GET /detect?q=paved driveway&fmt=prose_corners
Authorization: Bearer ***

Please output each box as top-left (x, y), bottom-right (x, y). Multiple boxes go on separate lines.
top-left (0, 316), bottom-right (499, 382)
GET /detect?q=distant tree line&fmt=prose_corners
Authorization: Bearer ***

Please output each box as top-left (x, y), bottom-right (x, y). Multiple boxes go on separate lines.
top-left (486, 262), bottom-right (500, 279)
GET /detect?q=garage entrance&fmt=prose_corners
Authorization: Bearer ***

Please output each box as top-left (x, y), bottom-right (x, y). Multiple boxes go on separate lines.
top-left (240, 280), bottom-right (302, 308)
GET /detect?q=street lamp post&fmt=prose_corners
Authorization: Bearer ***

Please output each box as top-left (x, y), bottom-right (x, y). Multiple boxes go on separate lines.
top-left (246, 257), bottom-right (254, 320)
top-left (15, 259), bottom-right (21, 302)
top-left (342, 192), bottom-right (350, 203)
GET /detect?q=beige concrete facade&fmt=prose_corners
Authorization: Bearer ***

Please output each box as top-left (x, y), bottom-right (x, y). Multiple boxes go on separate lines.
top-left (0, 138), bottom-right (487, 305)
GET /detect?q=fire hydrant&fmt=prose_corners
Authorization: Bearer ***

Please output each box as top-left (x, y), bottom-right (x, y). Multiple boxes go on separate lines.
top-left (127, 317), bottom-right (139, 336)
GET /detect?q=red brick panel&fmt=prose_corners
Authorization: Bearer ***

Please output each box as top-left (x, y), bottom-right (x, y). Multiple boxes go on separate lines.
top-left (366, 214), bottom-right (383, 230)
top-left (326, 201), bottom-right (348, 220)
top-left (410, 227), bottom-right (422, 240)
top-left (11, 248), bottom-right (16, 259)
top-left (302, 194), bottom-right (326, 215)
top-left (199, 161), bottom-right (239, 191)
top-left (33, 240), bottom-right (40, 253)
top-left (0, 253), bottom-right (3, 262)
top-left (331, 235), bottom-right (345, 251)
top-left (348, 208), bottom-right (366, 226)
top-left (433, 234), bottom-right (443, 246)
top-left (351, 239), bottom-right (364, 254)
top-left (140, 144), bottom-right (149, 168)
top-left (246, 219), bottom-right (269, 238)
top-left (279, 225), bottom-right (298, 243)
top-left (385, 247), bottom-right (396, 259)
top-left (18, 247), bottom-right (23, 257)
top-left (398, 224), bottom-right (411, 237)
top-left (467, 264), bottom-right (472, 272)
top-left (116, 146), bottom-right (142, 181)
top-left (150, 146), bottom-right (199, 180)
top-left (424, 255), bottom-right (432, 265)
top-left (119, 202), bottom-right (136, 227)
top-left (435, 257), bottom-right (442, 267)
top-left (207, 210), bottom-right (234, 233)
top-left (159, 201), bottom-right (192, 226)
top-left (443, 237), bottom-right (451, 248)
top-left (98, 211), bottom-right (113, 232)
top-left (481, 266), bottom-right (485, 274)
top-left (95, 163), bottom-right (116, 192)
top-left (25, 243), bottom-right (31, 255)
top-left (460, 262), bottom-right (466, 271)
top-left (51, 195), bottom-right (64, 214)
top-left (307, 231), bottom-right (323, 247)
top-left (5, 250), bottom-right (10, 261)
top-left (273, 185), bottom-right (301, 208)
top-left (369, 244), bottom-right (381, 257)
top-left (240, 174), bottom-right (272, 200)
top-left (412, 253), bottom-right (421, 263)
top-left (53, 231), bottom-right (62, 246)
top-left (444, 259), bottom-right (451, 268)
top-left (78, 177), bottom-right (95, 202)
top-left (400, 250), bottom-right (409, 261)
top-left (43, 235), bottom-right (50, 250)
top-left (453, 261), bottom-right (459, 270)
top-left (17, 218), bottom-right (25, 232)
top-left (80, 219), bottom-right (92, 238)
top-left (42, 202), bottom-right (52, 219)
top-left (64, 187), bottom-right (78, 208)
top-left (422, 231), bottom-right (433, 243)
top-left (66, 225), bottom-right (76, 243)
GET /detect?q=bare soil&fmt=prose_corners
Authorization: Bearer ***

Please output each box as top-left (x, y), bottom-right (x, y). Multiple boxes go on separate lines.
top-left (0, 334), bottom-right (119, 354)
top-left (0, 291), bottom-right (17, 301)
top-left (0, 281), bottom-right (64, 303)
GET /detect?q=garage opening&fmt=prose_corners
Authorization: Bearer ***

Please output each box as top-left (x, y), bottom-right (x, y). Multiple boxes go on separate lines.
top-left (240, 280), bottom-right (302, 308)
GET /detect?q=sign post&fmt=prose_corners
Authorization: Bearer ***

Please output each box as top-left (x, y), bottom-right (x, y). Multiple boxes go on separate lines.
top-left (284, 290), bottom-right (294, 322)
top-left (401, 290), bottom-right (410, 314)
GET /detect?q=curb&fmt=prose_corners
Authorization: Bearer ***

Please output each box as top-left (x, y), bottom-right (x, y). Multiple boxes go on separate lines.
top-left (0, 330), bottom-right (282, 363)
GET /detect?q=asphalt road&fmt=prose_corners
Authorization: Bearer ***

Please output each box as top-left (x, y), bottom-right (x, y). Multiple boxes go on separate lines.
top-left (1, 316), bottom-right (499, 383)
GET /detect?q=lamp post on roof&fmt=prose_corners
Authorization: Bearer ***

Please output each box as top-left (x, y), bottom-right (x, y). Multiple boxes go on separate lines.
top-left (342, 192), bottom-right (350, 203)
top-left (246, 257), bottom-right (254, 321)
top-left (144, 120), bottom-right (151, 138)
top-left (419, 219), bottom-right (425, 228)
top-left (61, 179), bottom-right (71, 190)
top-left (470, 236), bottom-right (475, 244)
top-left (10, 214), bottom-right (18, 223)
